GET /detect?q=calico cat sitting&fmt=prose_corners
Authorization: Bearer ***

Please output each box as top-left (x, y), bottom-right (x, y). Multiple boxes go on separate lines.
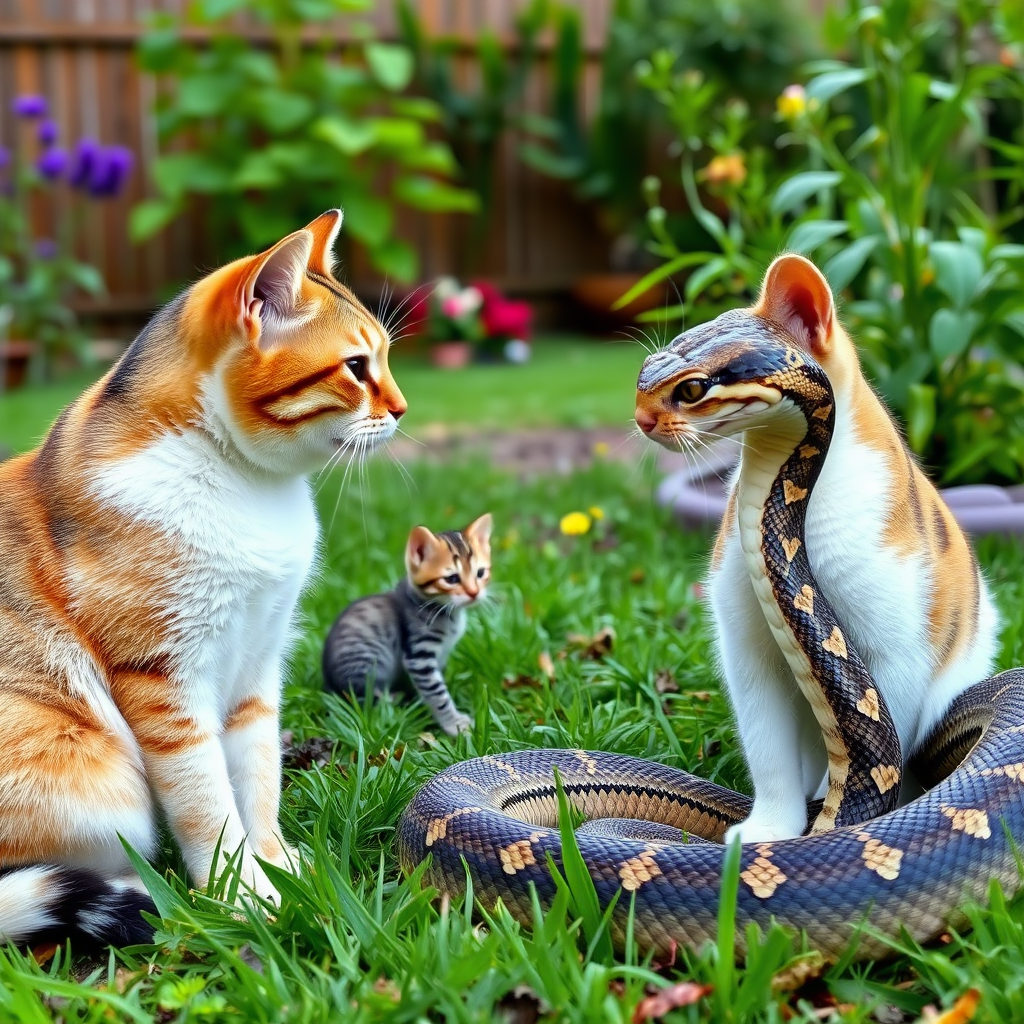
top-left (322, 514), bottom-right (492, 735)
top-left (0, 210), bottom-right (407, 947)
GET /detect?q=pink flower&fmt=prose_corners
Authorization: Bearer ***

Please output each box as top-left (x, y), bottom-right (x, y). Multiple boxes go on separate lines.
top-left (483, 298), bottom-right (532, 340)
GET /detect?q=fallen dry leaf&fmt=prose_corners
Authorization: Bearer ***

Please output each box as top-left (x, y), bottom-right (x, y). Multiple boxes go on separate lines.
top-left (918, 989), bottom-right (980, 1024)
top-left (503, 674), bottom-right (543, 690)
top-left (632, 982), bottom-right (712, 1022)
top-left (565, 626), bottom-right (616, 660)
top-left (281, 735), bottom-right (338, 772)
top-left (538, 651), bottom-right (555, 680)
top-left (629, 567), bottom-right (646, 584)
top-left (372, 976), bottom-right (401, 1002)
top-left (686, 690), bottom-right (712, 702)
top-left (418, 732), bottom-right (438, 748)
top-left (654, 670), bottom-right (679, 694)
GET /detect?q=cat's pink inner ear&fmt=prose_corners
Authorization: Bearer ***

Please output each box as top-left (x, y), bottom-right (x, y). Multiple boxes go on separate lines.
top-left (757, 254), bottom-right (835, 357)
top-left (239, 230), bottom-right (314, 344)
top-left (405, 525), bottom-right (438, 572)
top-left (464, 512), bottom-right (493, 547)
top-left (303, 209), bottom-right (344, 277)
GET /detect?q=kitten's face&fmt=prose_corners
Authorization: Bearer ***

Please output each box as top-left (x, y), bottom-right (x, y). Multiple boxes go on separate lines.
top-left (188, 210), bottom-right (407, 475)
top-left (405, 514), bottom-right (493, 608)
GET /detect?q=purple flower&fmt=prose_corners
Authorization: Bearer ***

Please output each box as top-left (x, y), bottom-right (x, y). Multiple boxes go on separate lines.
top-left (37, 119), bottom-right (59, 146)
top-left (0, 146), bottom-right (10, 170)
top-left (34, 238), bottom-right (59, 260)
top-left (13, 94), bottom-right (48, 118)
top-left (36, 147), bottom-right (68, 180)
top-left (88, 145), bottom-right (134, 198)
top-left (68, 138), bottom-right (99, 189)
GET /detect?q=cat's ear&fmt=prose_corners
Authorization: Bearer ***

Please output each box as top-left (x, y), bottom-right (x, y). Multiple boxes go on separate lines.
top-left (303, 209), bottom-right (343, 278)
top-left (239, 230), bottom-right (314, 345)
top-left (406, 525), bottom-right (440, 573)
top-left (464, 513), bottom-right (493, 549)
top-left (755, 254), bottom-right (835, 358)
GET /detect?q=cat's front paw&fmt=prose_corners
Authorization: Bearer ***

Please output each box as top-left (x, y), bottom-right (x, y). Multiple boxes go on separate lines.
top-left (723, 814), bottom-right (805, 845)
top-left (442, 712), bottom-right (474, 736)
top-left (258, 837), bottom-right (302, 875)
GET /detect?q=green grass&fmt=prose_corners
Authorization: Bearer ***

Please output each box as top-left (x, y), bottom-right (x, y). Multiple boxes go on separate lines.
top-left (1, 457), bottom-right (1023, 1022)
top-left (0, 336), bottom-right (646, 455)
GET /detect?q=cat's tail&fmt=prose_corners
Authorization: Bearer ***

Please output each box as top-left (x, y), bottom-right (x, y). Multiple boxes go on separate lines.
top-left (0, 865), bottom-right (157, 947)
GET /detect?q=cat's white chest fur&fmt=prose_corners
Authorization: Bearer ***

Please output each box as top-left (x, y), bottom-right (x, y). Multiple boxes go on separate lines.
top-left (91, 429), bottom-right (319, 717)
top-left (709, 392), bottom-right (997, 833)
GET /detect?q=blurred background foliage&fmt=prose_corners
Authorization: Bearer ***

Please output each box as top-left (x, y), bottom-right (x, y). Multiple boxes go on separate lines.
top-left (3, 0), bottom-right (1024, 485)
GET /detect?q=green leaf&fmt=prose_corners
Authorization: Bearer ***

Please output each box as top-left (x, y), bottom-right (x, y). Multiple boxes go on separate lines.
top-left (823, 235), bottom-right (879, 291)
top-left (785, 219), bottom-right (849, 255)
top-left (930, 241), bottom-right (983, 310)
top-left (65, 262), bottom-right (105, 295)
top-left (770, 172), bottom-right (843, 216)
top-left (613, 252), bottom-right (710, 309)
top-left (366, 42), bottom-right (414, 91)
top-left (684, 256), bottom-right (730, 302)
top-left (370, 238), bottom-right (418, 282)
top-left (342, 192), bottom-right (393, 247)
top-left (518, 142), bottom-right (585, 179)
top-left (370, 117), bottom-right (425, 150)
top-left (905, 383), bottom-right (936, 454)
top-left (153, 153), bottom-right (231, 199)
top-left (929, 308), bottom-right (981, 361)
top-left (390, 97), bottom-right (443, 122)
top-left (250, 89), bottom-right (314, 134)
top-left (805, 67), bottom-right (873, 106)
top-left (393, 175), bottom-right (479, 213)
top-left (397, 141), bottom-right (458, 175)
top-left (233, 151), bottom-right (283, 190)
top-left (311, 115), bottom-right (376, 156)
top-left (177, 74), bottom-right (236, 117)
top-left (129, 199), bottom-right (180, 241)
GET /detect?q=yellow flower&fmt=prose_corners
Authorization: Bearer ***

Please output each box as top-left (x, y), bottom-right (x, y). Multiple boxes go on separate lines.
top-left (593, 440), bottom-right (610, 457)
top-left (588, 506), bottom-right (605, 520)
top-left (776, 84), bottom-right (807, 121)
top-left (701, 153), bottom-right (747, 187)
top-left (559, 511), bottom-right (592, 536)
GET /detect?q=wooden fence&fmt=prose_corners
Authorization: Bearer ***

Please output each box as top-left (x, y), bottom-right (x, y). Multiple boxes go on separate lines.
top-left (0, 0), bottom-right (617, 331)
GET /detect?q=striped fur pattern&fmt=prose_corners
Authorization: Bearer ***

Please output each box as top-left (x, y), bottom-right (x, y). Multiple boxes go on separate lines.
top-left (322, 515), bottom-right (492, 735)
top-left (0, 210), bottom-right (408, 947)
top-left (635, 254), bottom-right (997, 843)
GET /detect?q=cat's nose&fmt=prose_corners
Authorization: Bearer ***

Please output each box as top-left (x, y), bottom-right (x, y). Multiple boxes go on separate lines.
top-left (388, 392), bottom-right (408, 420)
top-left (635, 406), bottom-right (658, 433)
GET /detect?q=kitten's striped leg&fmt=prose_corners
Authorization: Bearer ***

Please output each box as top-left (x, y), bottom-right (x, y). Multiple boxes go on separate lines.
top-left (402, 659), bottom-right (472, 736)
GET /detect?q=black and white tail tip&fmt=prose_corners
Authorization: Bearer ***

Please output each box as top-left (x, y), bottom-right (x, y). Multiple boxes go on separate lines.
top-left (0, 865), bottom-right (157, 948)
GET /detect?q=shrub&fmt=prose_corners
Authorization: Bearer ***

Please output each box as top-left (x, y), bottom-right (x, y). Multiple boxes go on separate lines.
top-left (631, 0), bottom-right (1024, 486)
top-left (132, 0), bottom-right (478, 282)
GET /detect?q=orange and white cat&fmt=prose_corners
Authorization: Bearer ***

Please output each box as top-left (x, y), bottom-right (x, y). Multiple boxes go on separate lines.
top-left (637, 254), bottom-right (998, 843)
top-left (0, 211), bottom-right (407, 945)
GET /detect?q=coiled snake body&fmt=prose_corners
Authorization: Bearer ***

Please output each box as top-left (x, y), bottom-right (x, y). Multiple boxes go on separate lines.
top-left (398, 312), bottom-right (1024, 961)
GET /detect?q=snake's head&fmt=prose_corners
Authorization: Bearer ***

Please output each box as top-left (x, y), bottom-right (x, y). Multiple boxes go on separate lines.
top-left (634, 254), bottom-right (837, 450)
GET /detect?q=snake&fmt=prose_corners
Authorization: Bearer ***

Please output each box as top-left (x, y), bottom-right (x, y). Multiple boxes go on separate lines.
top-left (397, 310), bottom-right (1024, 962)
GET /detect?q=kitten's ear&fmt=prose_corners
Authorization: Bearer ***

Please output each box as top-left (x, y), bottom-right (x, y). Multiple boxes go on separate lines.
top-left (464, 512), bottom-right (493, 548)
top-left (755, 254), bottom-right (835, 358)
top-left (239, 230), bottom-right (314, 345)
top-left (303, 209), bottom-right (344, 277)
top-left (406, 525), bottom-right (439, 573)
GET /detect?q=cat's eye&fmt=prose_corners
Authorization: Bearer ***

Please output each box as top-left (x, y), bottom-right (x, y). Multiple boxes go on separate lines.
top-left (672, 378), bottom-right (709, 404)
top-left (477, 568), bottom-right (486, 578)
top-left (444, 573), bottom-right (460, 584)
top-left (346, 356), bottom-right (369, 383)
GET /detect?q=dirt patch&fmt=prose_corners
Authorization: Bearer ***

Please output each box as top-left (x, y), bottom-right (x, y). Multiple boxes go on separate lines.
top-left (390, 425), bottom-right (677, 476)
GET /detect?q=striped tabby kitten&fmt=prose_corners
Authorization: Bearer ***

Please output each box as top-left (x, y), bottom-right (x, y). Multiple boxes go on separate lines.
top-left (322, 514), bottom-right (492, 735)
top-left (0, 210), bottom-right (407, 946)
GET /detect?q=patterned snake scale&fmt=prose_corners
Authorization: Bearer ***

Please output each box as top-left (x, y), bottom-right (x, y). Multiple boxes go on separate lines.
top-left (398, 313), bottom-right (1024, 962)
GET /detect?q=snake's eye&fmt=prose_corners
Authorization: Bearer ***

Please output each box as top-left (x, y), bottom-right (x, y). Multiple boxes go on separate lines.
top-left (672, 378), bottom-right (709, 404)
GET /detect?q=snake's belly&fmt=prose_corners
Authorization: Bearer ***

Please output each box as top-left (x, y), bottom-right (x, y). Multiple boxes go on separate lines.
top-left (398, 679), bottom-right (1024, 962)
